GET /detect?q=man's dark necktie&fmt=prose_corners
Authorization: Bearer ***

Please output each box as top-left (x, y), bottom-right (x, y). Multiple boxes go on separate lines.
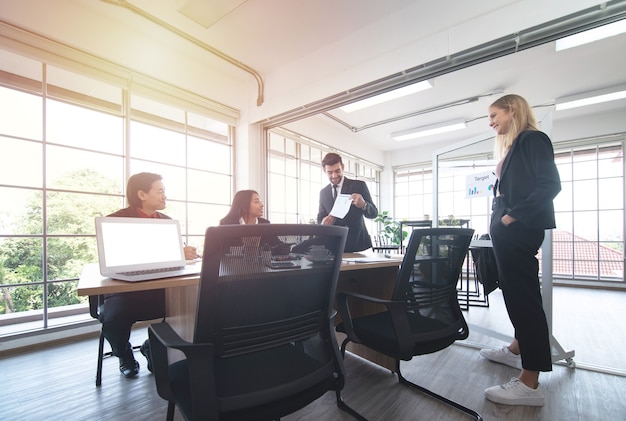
top-left (332, 184), bottom-right (338, 200)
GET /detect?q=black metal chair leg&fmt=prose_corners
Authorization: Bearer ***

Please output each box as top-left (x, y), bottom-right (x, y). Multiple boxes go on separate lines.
top-left (166, 402), bottom-right (175, 421)
top-left (336, 391), bottom-right (368, 421)
top-left (340, 337), bottom-right (350, 358)
top-left (96, 331), bottom-right (105, 386)
top-left (95, 328), bottom-right (142, 387)
top-left (395, 360), bottom-right (483, 421)
top-left (336, 339), bottom-right (368, 419)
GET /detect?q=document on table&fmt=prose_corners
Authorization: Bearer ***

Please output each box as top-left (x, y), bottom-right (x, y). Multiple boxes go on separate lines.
top-left (343, 256), bottom-right (399, 263)
top-left (330, 194), bottom-right (352, 218)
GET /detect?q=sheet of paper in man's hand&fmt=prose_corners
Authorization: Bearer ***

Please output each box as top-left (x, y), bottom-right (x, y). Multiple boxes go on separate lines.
top-left (330, 194), bottom-right (352, 219)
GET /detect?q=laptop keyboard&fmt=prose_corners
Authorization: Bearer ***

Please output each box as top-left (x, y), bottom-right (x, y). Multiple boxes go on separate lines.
top-left (119, 266), bottom-right (185, 276)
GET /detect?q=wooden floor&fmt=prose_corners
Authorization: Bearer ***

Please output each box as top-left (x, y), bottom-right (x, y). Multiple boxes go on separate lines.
top-left (1, 286), bottom-right (625, 421)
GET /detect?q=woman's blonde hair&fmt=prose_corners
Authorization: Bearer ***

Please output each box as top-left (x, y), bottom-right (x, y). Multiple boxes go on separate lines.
top-left (491, 94), bottom-right (539, 159)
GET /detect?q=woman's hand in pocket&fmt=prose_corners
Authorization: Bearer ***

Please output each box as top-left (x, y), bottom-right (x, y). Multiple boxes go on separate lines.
top-left (500, 214), bottom-right (517, 227)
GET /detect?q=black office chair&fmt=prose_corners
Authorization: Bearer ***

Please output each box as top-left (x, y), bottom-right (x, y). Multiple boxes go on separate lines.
top-left (148, 224), bottom-right (365, 421)
top-left (336, 228), bottom-right (482, 420)
top-left (89, 295), bottom-right (144, 386)
top-left (371, 234), bottom-right (401, 254)
top-left (398, 220), bottom-right (432, 253)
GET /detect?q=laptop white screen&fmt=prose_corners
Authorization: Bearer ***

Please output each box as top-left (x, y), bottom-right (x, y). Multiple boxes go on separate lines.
top-left (96, 217), bottom-right (185, 273)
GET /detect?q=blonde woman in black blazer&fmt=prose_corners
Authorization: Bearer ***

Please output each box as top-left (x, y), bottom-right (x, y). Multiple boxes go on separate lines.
top-left (480, 95), bottom-right (561, 407)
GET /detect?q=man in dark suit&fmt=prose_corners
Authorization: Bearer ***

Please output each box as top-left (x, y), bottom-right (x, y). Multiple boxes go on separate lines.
top-left (317, 153), bottom-right (378, 252)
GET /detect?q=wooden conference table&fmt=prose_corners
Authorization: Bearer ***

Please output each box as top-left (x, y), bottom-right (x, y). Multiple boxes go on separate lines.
top-left (77, 253), bottom-right (403, 371)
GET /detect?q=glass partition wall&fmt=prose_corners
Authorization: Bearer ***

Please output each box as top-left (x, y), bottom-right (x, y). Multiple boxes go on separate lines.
top-left (433, 133), bottom-right (496, 235)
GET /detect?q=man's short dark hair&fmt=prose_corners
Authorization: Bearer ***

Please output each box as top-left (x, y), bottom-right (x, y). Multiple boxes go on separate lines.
top-left (321, 153), bottom-right (342, 168)
top-left (126, 172), bottom-right (162, 208)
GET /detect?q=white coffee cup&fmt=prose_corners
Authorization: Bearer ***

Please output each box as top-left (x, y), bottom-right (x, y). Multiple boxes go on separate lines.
top-left (309, 247), bottom-right (331, 259)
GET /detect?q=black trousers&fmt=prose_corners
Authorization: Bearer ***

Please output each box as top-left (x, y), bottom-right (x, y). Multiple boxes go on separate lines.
top-left (490, 196), bottom-right (552, 372)
top-left (98, 289), bottom-right (165, 358)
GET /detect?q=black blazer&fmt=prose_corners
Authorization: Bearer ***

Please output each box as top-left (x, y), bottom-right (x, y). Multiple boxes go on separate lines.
top-left (317, 177), bottom-right (378, 252)
top-left (497, 130), bottom-right (561, 229)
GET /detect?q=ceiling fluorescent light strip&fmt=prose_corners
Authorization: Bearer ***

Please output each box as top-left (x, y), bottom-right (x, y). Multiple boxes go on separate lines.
top-left (555, 18), bottom-right (626, 51)
top-left (340, 80), bottom-right (432, 113)
top-left (392, 119), bottom-right (466, 142)
top-left (556, 88), bottom-right (626, 111)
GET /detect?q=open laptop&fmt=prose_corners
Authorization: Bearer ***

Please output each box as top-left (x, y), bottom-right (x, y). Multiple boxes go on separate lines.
top-left (95, 216), bottom-right (201, 282)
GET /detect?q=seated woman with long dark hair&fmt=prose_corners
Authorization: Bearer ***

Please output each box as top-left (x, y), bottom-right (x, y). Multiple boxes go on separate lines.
top-left (220, 190), bottom-right (290, 254)
top-left (219, 190), bottom-right (268, 225)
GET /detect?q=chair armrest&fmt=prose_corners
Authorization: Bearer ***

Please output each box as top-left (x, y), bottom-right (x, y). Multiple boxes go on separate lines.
top-left (337, 291), bottom-right (381, 305)
top-left (149, 321), bottom-right (193, 351)
top-left (148, 322), bottom-right (186, 403)
top-left (149, 321), bottom-right (216, 417)
top-left (336, 291), bottom-right (407, 344)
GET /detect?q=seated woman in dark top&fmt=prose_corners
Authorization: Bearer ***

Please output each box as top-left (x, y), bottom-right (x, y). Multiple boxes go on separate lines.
top-left (220, 190), bottom-right (290, 254)
top-left (220, 190), bottom-right (269, 225)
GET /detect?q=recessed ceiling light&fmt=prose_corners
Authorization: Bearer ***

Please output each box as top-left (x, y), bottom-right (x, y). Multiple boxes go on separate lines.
top-left (340, 80), bottom-right (433, 113)
top-left (555, 19), bottom-right (626, 51)
top-left (392, 119), bottom-right (467, 141)
top-left (556, 88), bottom-right (626, 111)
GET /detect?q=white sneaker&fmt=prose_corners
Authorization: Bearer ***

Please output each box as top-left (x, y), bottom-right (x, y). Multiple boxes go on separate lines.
top-left (485, 377), bottom-right (545, 406)
top-left (480, 346), bottom-right (522, 369)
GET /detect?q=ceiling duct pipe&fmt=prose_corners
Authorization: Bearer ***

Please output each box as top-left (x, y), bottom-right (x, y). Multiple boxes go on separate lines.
top-left (100, 0), bottom-right (265, 106)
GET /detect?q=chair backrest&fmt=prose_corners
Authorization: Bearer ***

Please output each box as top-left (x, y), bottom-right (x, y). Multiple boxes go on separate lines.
top-left (392, 228), bottom-right (475, 346)
top-left (196, 223), bottom-right (348, 357)
top-left (373, 234), bottom-right (389, 247)
top-left (399, 220), bottom-right (433, 251)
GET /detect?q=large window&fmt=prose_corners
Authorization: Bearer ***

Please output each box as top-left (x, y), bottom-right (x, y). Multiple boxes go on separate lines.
top-left (395, 165), bottom-right (433, 221)
top-left (0, 46), bottom-right (235, 336)
top-left (394, 137), bottom-right (625, 285)
top-left (553, 142), bottom-right (624, 281)
top-left (267, 129), bottom-right (380, 234)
